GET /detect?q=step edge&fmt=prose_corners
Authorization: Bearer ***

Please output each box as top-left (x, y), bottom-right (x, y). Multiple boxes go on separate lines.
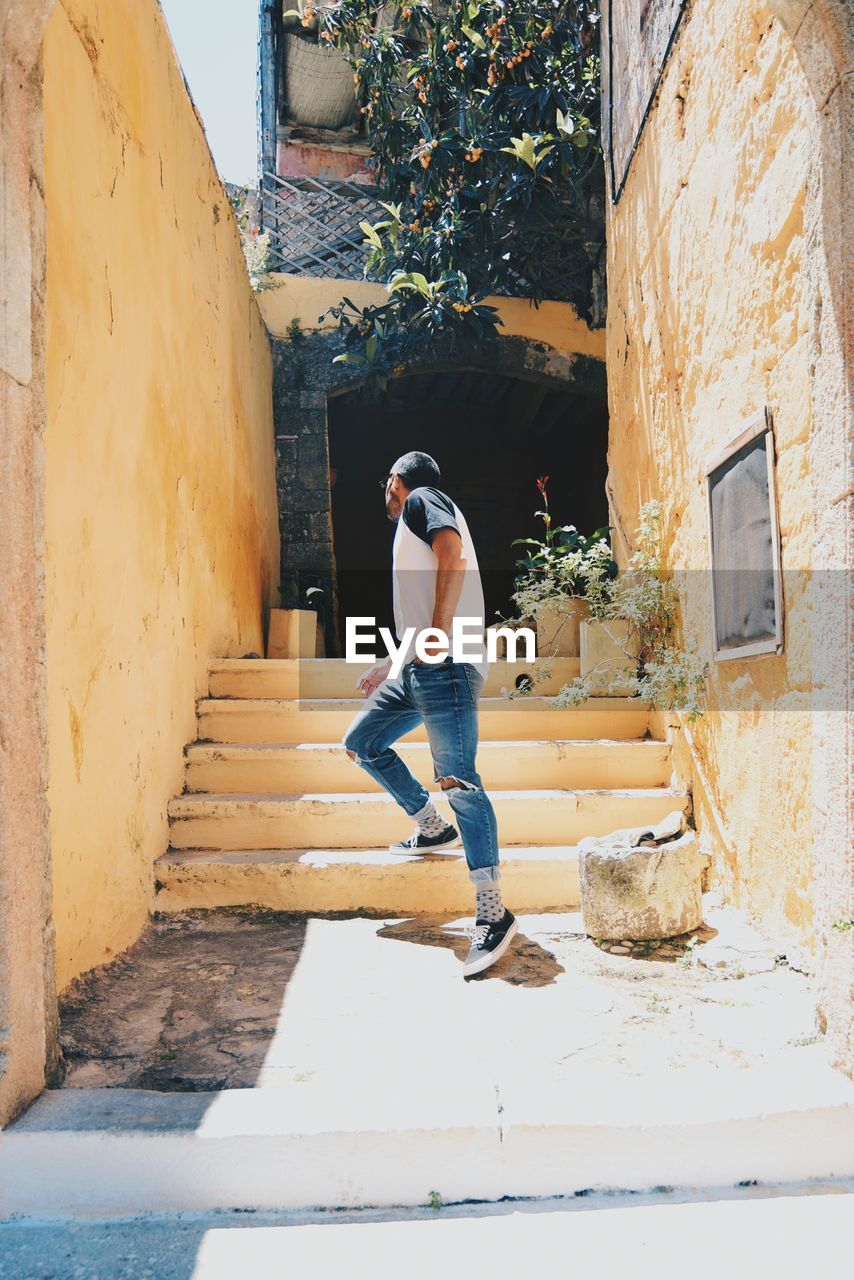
top-left (167, 788), bottom-right (690, 809)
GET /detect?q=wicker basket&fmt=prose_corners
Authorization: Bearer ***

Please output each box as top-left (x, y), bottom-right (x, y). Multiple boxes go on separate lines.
top-left (284, 33), bottom-right (357, 131)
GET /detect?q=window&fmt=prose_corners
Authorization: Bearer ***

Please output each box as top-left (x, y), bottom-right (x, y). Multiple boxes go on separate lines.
top-left (705, 407), bottom-right (784, 661)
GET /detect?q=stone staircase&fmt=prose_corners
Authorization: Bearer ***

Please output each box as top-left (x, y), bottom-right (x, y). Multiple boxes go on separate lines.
top-left (4, 657), bottom-right (853, 1222)
top-left (156, 657), bottom-right (688, 915)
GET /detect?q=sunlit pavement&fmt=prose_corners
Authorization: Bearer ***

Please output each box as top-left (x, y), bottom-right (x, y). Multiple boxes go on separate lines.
top-left (3, 900), bottom-right (853, 1218)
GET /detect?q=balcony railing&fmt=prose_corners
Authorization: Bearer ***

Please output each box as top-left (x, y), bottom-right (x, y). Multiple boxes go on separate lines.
top-left (260, 169), bottom-right (602, 315)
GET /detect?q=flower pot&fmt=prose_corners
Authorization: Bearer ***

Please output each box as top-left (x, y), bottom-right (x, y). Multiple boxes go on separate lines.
top-left (267, 608), bottom-right (318, 659)
top-left (534, 597), bottom-right (590, 658)
top-left (284, 33), bottom-right (357, 131)
top-left (578, 824), bottom-right (705, 942)
top-left (580, 618), bottom-right (637, 696)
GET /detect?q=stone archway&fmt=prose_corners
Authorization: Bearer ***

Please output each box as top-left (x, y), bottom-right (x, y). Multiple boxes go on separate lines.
top-left (270, 327), bottom-right (608, 656)
top-left (766, 1), bottom-right (852, 1073)
top-left (0, 0), bottom-right (61, 1125)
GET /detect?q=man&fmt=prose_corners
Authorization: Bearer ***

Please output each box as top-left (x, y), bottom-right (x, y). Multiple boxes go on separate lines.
top-left (343, 451), bottom-right (517, 978)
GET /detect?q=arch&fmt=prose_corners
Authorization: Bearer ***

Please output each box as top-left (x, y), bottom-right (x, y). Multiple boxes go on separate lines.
top-left (270, 326), bottom-right (608, 655)
top-left (0, 0), bottom-right (62, 1125)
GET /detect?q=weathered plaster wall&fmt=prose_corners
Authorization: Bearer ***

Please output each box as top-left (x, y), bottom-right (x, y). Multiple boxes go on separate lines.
top-left (0, 0), bottom-right (61, 1127)
top-left (42, 0), bottom-right (280, 989)
top-left (604, 0), bottom-right (850, 986)
top-left (259, 274), bottom-right (607, 359)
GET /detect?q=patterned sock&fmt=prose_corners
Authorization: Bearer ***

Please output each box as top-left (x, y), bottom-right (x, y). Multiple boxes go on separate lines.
top-left (475, 881), bottom-right (504, 924)
top-left (411, 800), bottom-right (451, 836)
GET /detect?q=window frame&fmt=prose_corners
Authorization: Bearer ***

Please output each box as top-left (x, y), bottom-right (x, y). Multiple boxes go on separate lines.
top-left (703, 406), bottom-right (784, 663)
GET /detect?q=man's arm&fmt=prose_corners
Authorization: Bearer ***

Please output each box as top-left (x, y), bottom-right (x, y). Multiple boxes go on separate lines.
top-left (414, 527), bottom-right (466, 661)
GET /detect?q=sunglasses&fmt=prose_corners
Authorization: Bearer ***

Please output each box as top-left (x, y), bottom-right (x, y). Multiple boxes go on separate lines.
top-left (378, 474), bottom-right (394, 489)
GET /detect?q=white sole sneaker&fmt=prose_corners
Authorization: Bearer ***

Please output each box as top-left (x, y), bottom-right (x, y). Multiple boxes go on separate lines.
top-left (388, 826), bottom-right (461, 853)
top-left (463, 915), bottom-right (519, 978)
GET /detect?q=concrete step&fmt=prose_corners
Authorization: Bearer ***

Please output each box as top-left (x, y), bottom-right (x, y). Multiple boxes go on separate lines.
top-left (184, 739), bottom-right (672, 795)
top-left (167, 788), bottom-right (690, 851)
top-left (5, 1046), bottom-right (852, 1216)
top-left (2, 1187), bottom-right (852, 1274)
top-left (197, 696), bottom-right (651, 745)
top-left (154, 845), bottom-right (582, 913)
top-left (210, 657), bottom-right (583, 700)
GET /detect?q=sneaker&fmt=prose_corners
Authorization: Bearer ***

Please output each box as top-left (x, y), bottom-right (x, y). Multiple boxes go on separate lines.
top-left (463, 909), bottom-right (518, 978)
top-left (389, 823), bottom-right (460, 853)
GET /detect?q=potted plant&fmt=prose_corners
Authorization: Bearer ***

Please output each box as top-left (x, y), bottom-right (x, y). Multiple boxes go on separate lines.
top-left (551, 501), bottom-right (709, 720)
top-left (268, 580), bottom-right (325, 658)
top-left (283, 2), bottom-right (358, 132)
top-left (508, 476), bottom-right (617, 658)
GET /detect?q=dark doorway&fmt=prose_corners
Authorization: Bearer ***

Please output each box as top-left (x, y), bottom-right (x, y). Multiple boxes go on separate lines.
top-left (327, 368), bottom-right (609, 652)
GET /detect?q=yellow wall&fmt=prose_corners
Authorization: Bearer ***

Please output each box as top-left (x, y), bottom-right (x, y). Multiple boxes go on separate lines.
top-left (259, 273), bottom-right (607, 361)
top-left (604, 0), bottom-right (836, 948)
top-left (43, 0), bottom-right (280, 989)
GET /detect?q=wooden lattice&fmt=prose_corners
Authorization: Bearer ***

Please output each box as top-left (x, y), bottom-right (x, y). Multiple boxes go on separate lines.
top-left (261, 171), bottom-right (385, 280)
top-left (261, 170), bottom-right (598, 309)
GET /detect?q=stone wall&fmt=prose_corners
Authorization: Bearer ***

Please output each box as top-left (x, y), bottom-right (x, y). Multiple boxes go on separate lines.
top-left (0, 0), bottom-right (61, 1128)
top-left (272, 333), bottom-right (338, 619)
top-left (602, 0), bottom-right (851, 1070)
top-left (42, 0), bottom-right (280, 991)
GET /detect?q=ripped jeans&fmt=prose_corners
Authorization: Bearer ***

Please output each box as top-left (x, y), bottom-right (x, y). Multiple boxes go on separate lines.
top-left (343, 657), bottom-right (500, 882)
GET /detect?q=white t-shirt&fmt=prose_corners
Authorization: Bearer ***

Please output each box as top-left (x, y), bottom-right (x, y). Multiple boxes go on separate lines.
top-left (392, 486), bottom-right (488, 668)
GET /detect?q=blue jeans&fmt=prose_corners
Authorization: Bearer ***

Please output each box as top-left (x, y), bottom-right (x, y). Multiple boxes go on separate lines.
top-left (343, 658), bottom-right (500, 882)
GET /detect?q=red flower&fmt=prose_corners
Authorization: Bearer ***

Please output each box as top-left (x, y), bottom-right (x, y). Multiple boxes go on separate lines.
top-left (536, 475), bottom-right (549, 495)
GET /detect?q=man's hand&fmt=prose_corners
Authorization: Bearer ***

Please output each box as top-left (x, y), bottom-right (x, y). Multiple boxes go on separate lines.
top-left (356, 658), bottom-right (391, 697)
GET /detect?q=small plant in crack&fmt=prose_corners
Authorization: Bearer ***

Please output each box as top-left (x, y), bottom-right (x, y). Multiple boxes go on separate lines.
top-left (427, 1189), bottom-right (443, 1211)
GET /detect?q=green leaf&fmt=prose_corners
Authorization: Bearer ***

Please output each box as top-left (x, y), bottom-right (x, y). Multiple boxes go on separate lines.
top-left (389, 270), bottom-right (432, 298)
top-left (359, 221), bottom-right (384, 249)
top-left (461, 24), bottom-right (486, 50)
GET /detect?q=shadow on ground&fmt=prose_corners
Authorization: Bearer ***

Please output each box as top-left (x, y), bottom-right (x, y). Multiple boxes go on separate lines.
top-left (59, 909), bottom-right (308, 1092)
top-left (377, 916), bottom-right (564, 986)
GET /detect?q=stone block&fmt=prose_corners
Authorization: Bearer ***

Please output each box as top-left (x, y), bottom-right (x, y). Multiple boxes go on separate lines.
top-left (580, 618), bottom-right (638, 695)
top-left (535, 598), bottom-right (590, 658)
top-left (282, 540), bottom-right (334, 574)
top-left (267, 609), bottom-right (317, 659)
top-left (578, 828), bottom-right (705, 941)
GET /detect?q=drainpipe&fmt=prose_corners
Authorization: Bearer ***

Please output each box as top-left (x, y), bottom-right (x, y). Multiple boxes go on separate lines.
top-left (257, 0), bottom-right (278, 219)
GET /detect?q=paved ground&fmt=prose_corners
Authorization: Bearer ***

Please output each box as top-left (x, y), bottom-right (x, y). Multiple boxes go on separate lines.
top-left (2, 1182), bottom-right (852, 1280)
top-left (57, 894), bottom-right (818, 1091)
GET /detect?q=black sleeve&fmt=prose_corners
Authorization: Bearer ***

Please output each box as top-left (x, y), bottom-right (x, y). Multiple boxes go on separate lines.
top-left (402, 486), bottom-right (460, 546)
